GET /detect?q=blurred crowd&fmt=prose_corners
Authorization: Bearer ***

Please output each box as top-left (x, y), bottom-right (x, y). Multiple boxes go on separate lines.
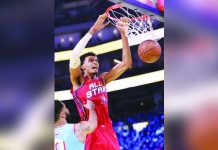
top-left (114, 114), bottom-right (164, 150)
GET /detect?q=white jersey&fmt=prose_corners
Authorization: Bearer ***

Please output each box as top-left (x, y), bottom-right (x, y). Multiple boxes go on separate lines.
top-left (55, 124), bottom-right (84, 150)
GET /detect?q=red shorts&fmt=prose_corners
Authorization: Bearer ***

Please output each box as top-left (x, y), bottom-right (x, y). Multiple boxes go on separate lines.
top-left (85, 125), bottom-right (120, 150)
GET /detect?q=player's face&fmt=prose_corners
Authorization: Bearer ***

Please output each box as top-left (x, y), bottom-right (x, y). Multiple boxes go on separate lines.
top-left (82, 56), bottom-right (99, 75)
top-left (61, 102), bottom-right (70, 119)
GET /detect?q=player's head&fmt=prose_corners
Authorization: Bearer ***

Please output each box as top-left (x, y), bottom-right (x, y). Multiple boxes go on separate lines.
top-left (55, 100), bottom-right (70, 123)
top-left (80, 52), bottom-right (99, 76)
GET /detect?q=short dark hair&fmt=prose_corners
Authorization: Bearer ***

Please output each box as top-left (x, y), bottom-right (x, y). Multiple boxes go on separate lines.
top-left (80, 52), bottom-right (97, 65)
top-left (55, 100), bottom-right (63, 122)
top-left (80, 52), bottom-right (97, 74)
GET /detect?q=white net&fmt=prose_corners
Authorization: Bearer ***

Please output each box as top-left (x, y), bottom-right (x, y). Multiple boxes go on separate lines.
top-left (106, 5), bottom-right (158, 40)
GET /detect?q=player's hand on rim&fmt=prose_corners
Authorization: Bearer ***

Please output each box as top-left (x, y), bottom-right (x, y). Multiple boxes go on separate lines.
top-left (89, 13), bottom-right (109, 35)
top-left (116, 17), bottom-right (129, 35)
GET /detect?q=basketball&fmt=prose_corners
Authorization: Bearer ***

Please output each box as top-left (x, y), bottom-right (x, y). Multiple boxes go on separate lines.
top-left (138, 40), bottom-right (161, 63)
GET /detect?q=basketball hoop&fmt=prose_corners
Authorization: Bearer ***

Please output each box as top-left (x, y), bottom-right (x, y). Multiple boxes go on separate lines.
top-left (106, 4), bottom-right (158, 41)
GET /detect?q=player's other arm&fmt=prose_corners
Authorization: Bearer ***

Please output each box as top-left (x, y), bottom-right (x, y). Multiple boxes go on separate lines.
top-left (100, 18), bottom-right (132, 84)
top-left (82, 100), bottom-right (97, 134)
top-left (74, 100), bottom-right (97, 142)
top-left (69, 13), bottom-right (109, 86)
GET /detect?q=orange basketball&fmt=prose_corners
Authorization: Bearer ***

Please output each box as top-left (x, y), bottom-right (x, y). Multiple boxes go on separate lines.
top-left (138, 40), bottom-right (161, 63)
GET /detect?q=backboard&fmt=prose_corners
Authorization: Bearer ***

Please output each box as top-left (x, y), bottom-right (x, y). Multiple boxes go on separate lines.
top-left (108, 0), bottom-right (164, 22)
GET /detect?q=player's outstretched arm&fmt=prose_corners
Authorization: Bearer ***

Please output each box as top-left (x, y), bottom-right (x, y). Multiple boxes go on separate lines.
top-left (69, 13), bottom-right (109, 88)
top-left (74, 100), bottom-right (97, 142)
top-left (100, 17), bottom-right (132, 84)
top-left (88, 13), bottom-right (110, 35)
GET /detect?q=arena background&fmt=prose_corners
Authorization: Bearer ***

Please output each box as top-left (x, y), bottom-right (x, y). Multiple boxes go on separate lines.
top-left (55, 0), bottom-right (164, 149)
top-left (0, 0), bottom-right (218, 150)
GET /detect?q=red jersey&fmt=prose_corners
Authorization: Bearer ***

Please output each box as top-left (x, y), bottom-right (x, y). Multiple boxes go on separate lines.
top-left (71, 76), bottom-right (120, 150)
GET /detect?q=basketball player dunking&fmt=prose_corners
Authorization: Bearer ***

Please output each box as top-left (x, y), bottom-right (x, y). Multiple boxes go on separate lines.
top-left (69, 13), bottom-right (132, 150)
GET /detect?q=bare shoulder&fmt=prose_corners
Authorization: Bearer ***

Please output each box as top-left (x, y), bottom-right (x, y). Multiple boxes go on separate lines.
top-left (72, 81), bottom-right (82, 92)
top-left (99, 72), bottom-right (108, 80)
top-left (69, 67), bottom-right (82, 82)
top-left (70, 67), bottom-right (84, 91)
top-left (99, 61), bottom-right (130, 84)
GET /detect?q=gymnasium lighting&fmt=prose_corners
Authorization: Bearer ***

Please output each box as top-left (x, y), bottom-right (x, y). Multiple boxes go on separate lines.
top-left (55, 28), bottom-right (164, 62)
top-left (55, 70), bottom-right (164, 101)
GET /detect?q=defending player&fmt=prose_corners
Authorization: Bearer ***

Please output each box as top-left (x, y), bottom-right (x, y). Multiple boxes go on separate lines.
top-left (69, 13), bottom-right (132, 150)
top-left (55, 100), bottom-right (97, 150)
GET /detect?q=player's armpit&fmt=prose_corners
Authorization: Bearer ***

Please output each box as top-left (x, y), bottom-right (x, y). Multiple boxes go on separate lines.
top-left (100, 61), bottom-right (131, 84)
